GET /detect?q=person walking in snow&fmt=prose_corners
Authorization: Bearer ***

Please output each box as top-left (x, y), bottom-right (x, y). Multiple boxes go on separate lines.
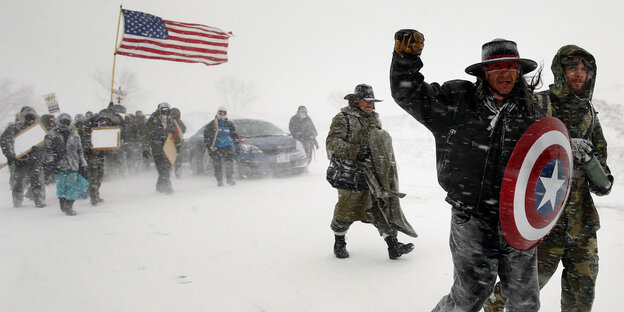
top-left (169, 107), bottom-right (187, 178)
top-left (326, 84), bottom-right (417, 260)
top-left (485, 46), bottom-right (614, 312)
top-left (1, 106), bottom-right (47, 208)
top-left (203, 107), bottom-right (238, 186)
top-left (44, 113), bottom-right (89, 216)
top-left (77, 107), bottom-right (121, 205)
top-left (390, 30), bottom-right (543, 311)
top-left (289, 105), bottom-right (318, 165)
top-left (144, 102), bottom-right (179, 194)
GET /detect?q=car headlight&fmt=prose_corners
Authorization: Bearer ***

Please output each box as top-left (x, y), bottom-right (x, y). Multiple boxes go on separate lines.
top-left (295, 140), bottom-right (305, 153)
top-left (242, 143), bottom-right (263, 154)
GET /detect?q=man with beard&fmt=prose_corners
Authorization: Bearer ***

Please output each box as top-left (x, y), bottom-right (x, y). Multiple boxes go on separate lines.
top-left (485, 45), bottom-right (613, 312)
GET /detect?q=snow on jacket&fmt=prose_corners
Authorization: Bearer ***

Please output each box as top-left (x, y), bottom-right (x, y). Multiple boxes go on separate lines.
top-left (204, 118), bottom-right (236, 148)
top-left (44, 123), bottom-right (87, 172)
top-left (390, 53), bottom-right (541, 213)
top-left (144, 109), bottom-right (180, 156)
top-left (1, 106), bottom-right (44, 163)
top-left (289, 114), bottom-right (318, 142)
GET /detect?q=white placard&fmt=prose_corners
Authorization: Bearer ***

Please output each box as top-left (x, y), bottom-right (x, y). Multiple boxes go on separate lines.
top-left (91, 127), bottom-right (120, 150)
top-left (1, 122), bottom-right (47, 169)
top-left (14, 122), bottom-right (47, 158)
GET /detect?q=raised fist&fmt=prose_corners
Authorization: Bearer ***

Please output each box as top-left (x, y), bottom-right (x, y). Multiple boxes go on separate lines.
top-left (394, 29), bottom-right (424, 55)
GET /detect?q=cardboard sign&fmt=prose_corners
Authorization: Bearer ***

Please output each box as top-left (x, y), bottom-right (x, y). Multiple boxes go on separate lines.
top-left (43, 93), bottom-right (60, 114)
top-left (91, 126), bottom-right (121, 150)
top-left (0, 122), bottom-right (47, 169)
top-left (163, 134), bottom-right (178, 165)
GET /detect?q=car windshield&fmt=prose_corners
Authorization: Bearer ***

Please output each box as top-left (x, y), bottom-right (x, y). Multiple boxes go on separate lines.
top-left (233, 119), bottom-right (286, 138)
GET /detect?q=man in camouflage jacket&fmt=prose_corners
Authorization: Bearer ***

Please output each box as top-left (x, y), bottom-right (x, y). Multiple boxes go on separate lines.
top-left (327, 84), bottom-right (417, 260)
top-left (485, 45), bottom-right (613, 312)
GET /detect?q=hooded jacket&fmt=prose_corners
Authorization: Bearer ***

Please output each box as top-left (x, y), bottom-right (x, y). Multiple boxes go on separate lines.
top-left (44, 117), bottom-right (87, 172)
top-left (536, 45), bottom-right (611, 234)
top-left (1, 106), bottom-right (44, 163)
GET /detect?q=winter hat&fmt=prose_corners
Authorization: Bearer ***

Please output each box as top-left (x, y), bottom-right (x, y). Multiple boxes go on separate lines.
top-left (159, 102), bottom-right (170, 110)
top-left (58, 113), bottom-right (72, 125)
top-left (465, 38), bottom-right (537, 76)
top-left (217, 106), bottom-right (227, 112)
top-left (297, 105), bottom-right (307, 113)
top-left (344, 84), bottom-right (383, 103)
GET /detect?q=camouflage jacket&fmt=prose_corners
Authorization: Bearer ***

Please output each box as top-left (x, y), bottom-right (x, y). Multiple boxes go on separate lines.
top-left (536, 45), bottom-right (612, 234)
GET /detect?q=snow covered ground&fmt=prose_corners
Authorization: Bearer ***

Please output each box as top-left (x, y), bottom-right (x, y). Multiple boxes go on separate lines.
top-left (0, 118), bottom-right (623, 312)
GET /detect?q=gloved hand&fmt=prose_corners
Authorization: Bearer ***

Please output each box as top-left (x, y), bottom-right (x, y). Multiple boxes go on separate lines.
top-left (394, 29), bottom-right (425, 56)
top-left (143, 150), bottom-right (151, 159)
top-left (210, 146), bottom-right (217, 152)
top-left (356, 145), bottom-right (372, 162)
top-left (571, 138), bottom-right (593, 162)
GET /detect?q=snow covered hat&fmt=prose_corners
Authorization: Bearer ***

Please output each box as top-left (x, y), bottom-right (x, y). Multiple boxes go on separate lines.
top-left (344, 84), bottom-right (382, 102)
top-left (465, 38), bottom-right (537, 76)
top-left (58, 113), bottom-right (72, 125)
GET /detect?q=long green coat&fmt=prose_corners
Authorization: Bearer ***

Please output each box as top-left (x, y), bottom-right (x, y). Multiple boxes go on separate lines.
top-left (326, 106), bottom-right (417, 237)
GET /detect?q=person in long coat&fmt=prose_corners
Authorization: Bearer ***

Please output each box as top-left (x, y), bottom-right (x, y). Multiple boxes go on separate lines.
top-left (44, 113), bottom-right (89, 215)
top-left (391, 30), bottom-right (543, 311)
top-left (144, 102), bottom-right (180, 194)
top-left (289, 105), bottom-right (318, 164)
top-left (327, 84), bottom-right (417, 260)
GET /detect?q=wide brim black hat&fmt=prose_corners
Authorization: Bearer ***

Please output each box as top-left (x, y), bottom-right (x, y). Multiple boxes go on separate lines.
top-left (465, 38), bottom-right (538, 76)
top-left (344, 84), bottom-right (383, 102)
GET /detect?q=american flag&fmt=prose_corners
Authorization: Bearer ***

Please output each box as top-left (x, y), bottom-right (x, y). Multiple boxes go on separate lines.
top-left (116, 9), bottom-right (232, 66)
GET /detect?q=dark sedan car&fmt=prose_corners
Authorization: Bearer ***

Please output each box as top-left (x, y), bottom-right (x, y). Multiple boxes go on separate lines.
top-left (188, 118), bottom-right (308, 177)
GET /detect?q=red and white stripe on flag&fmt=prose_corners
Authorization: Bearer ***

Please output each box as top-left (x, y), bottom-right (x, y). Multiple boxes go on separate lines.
top-left (117, 9), bottom-right (233, 66)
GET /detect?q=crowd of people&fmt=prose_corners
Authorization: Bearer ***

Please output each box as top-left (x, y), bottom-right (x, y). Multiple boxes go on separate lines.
top-left (0, 28), bottom-right (615, 311)
top-left (1, 102), bottom-right (322, 215)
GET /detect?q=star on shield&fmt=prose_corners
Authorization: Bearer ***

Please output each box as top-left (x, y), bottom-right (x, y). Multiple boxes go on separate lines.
top-left (535, 159), bottom-right (566, 216)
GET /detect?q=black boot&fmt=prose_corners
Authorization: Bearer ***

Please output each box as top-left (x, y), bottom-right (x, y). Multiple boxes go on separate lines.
top-left (333, 235), bottom-right (349, 259)
top-left (385, 236), bottom-right (414, 260)
top-left (59, 198), bottom-right (67, 213)
top-left (64, 200), bottom-right (76, 216)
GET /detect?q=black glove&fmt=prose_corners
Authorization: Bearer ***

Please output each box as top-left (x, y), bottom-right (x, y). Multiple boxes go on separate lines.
top-left (356, 145), bottom-right (372, 162)
top-left (143, 150), bottom-right (151, 159)
top-left (394, 29), bottom-right (425, 56)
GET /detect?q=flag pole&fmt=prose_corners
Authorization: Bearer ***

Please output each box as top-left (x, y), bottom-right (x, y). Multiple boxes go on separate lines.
top-left (110, 5), bottom-right (123, 103)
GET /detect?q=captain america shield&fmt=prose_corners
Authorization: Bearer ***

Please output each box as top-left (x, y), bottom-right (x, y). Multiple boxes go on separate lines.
top-left (500, 117), bottom-right (573, 251)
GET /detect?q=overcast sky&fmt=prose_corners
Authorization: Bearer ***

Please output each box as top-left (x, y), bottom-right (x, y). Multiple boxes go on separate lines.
top-left (1, 0), bottom-right (622, 125)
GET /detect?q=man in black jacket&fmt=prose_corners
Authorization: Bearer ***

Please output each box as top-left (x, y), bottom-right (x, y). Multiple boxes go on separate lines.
top-left (390, 30), bottom-right (542, 311)
top-left (1, 106), bottom-right (46, 208)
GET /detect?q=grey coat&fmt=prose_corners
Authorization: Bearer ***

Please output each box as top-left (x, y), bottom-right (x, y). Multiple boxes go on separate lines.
top-left (44, 124), bottom-right (87, 172)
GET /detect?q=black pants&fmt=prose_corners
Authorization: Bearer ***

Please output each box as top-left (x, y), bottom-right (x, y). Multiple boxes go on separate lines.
top-left (153, 153), bottom-right (172, 192)
top-left (211, 146), bottom-right (234, 184)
